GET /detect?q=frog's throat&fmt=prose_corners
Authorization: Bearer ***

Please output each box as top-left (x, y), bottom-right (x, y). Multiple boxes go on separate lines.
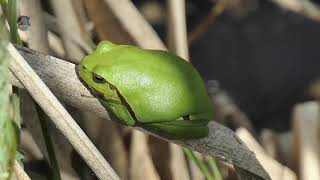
top-left (90, 85), bottom-right (138, 124)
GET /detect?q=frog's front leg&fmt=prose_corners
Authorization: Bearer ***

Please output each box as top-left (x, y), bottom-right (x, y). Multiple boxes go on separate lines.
top-left (99, 99), bottom-right (136, 126)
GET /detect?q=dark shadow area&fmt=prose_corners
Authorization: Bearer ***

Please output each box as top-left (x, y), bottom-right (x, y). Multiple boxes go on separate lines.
top-left (190, 1), bottom-right (320, 131)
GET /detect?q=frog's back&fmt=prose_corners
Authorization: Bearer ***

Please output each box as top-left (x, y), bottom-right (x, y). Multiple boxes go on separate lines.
top-left (99, 45), bottom-right (213, 123)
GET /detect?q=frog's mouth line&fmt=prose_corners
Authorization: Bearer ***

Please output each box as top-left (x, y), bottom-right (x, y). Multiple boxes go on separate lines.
top-left (89, 87), bottom-right (107, 102)
top-left (89, 85), bottom-right (139, 124)
top-left (78, 65), bottom-right (139, 125)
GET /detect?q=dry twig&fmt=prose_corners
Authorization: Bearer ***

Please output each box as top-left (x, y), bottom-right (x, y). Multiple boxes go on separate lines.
top-left (292, 101), bottom-right (320, 180)
top-left (83, 0), bottom-right (134, 44)
top-left (188, 2), bottom-right (225, 45)
top-left (13, 161), bottom-right (31, 180)
top-left (166, 0), bottom-right (189, 60)
top-left (237, 128), bottom-right (297, 180)
top-left (130, 130), bottom-right (160, 180)
top-left (271, 0), bottom-right (320, 21)
top-left (102, 0), bottom-right (166, 50)
top-left (8, 43), bottom-right (119, 180)
top-left (50, 0), bottom-right (85, 62)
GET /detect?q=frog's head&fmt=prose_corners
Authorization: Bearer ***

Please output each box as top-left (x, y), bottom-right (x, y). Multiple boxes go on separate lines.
top-left (79, 41), bottom-right (120, 104)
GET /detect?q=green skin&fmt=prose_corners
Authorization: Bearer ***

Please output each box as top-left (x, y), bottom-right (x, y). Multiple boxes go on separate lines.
top-left (79, 41), bottom-right (214, 139)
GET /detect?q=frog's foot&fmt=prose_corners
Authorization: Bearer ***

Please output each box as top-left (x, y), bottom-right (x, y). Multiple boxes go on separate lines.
top-left (141, 119), bottom-right (210, 140)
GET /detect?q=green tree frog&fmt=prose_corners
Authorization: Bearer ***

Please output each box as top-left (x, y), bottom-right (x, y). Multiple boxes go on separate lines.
top-left (79, 41), bottom-right (214, 139)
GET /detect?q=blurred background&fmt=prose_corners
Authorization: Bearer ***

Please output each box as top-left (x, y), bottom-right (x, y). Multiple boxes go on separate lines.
top-left (3, 0), bottom-right (320, 179)
top-left (139, 0), bottom-right (320, 131)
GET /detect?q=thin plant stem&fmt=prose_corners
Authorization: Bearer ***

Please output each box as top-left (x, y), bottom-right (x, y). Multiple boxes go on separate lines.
top-left (36, 105), bottom-right (61, 180)
top-left (0, 17), bottom-right (17, 180)
top-left (11, 93), bottom-right (21, 129)
top-left (207, 157), bottom-right (223, 180)
top-left (8, 0), bottom-right (18, 43)
top-left (183, 148), bottom-right (214, 180)
top-left (0, 0), bottom-right (8, 20)
top-left (2, 0), bottom-right (22, 45)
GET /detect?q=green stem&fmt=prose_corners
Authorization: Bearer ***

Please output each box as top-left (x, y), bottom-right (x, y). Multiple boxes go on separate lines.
top-left (0, 17), bottom-right (17, 180)
top-left (207, 157), bottom-right (223, 180)
top-left (0, 1), bottom-right (8, 20)
top-left (8, 0), bottom-right (17, 43)
top-left (11, 93), bottom-right (21, 131)
top-left (36, 105), bottom-right (61, 180)
top-left (184, 148), bottom-right (215, 180)
top-left (4, 0), bottom-right (22, 45)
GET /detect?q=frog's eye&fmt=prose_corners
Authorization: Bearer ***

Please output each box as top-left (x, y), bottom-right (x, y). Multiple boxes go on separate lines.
top-left (92, 74), bottom-right (106, 84)
top-left (183, 115), bottom-right (190, 120)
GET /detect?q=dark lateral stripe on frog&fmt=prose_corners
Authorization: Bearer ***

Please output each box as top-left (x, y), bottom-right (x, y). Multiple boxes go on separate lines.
top-left (115, 88), bottom-right (139, 123)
